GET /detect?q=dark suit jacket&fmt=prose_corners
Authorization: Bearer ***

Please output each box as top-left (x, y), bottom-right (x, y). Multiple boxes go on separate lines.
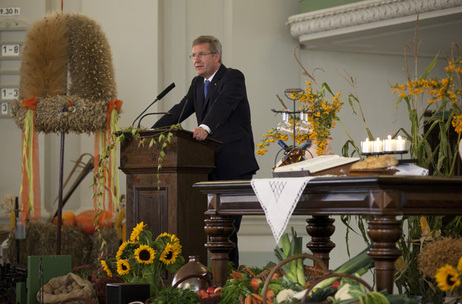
top-left (152, 64), bottom-right (259, 180)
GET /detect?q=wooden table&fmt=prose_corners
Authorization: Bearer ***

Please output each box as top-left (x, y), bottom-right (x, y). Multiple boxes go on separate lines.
top-left (194, 175), bottom-right (462, 293)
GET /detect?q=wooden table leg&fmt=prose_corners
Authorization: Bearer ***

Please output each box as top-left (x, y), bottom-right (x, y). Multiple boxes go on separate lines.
top-left (204, 215), bottom-right (235, 287)
top-left (367, 215), bottom-right (402, 294)
top-left (306, 216), bottom-right (336, 269)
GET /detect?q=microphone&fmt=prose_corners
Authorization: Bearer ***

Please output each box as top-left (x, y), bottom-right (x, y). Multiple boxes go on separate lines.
top-left (156, 82), bottom-right (175, 100)
top-left (131, 82), bottom-right (175, 127)
top-left (138, 112), bottom-right (171, 128)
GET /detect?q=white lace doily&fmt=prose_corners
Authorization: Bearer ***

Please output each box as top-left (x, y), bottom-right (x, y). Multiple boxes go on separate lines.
top-left (251, 177), bottom-right (316, 244)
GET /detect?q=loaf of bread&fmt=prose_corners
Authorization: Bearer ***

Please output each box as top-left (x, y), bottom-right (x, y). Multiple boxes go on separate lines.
top-left (350, 154), bottom-right (398, 170)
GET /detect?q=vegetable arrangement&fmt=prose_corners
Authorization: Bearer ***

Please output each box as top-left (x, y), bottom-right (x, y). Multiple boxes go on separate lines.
top-left (154, 228), bottom-right (418, 303)
top-left (217, 228), bottom-right (418, 303)
top-left (218, 228), bottom-right (376, 304)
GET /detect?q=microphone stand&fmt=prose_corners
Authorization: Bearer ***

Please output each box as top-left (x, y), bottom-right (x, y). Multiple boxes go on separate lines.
top-left (132, 82), bottom-right (175, 127)
top-left (132, 100), bottom-right (158, 127)
top-left (138, 112), bottom-right (171, 128)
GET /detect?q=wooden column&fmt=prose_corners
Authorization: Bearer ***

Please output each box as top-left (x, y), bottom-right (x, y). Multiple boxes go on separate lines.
top-left (367, 216), bottom-right (402, 294)
top-left (204, 215), bottom-right (235, 287)
top-left (306, 215), bottom-right (336, 269)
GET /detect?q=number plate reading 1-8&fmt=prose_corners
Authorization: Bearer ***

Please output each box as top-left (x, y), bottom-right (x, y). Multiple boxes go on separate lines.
top-left (1, 45), bottom-right (20, 56)
top-left (1, 88), bottom-right (18, 100)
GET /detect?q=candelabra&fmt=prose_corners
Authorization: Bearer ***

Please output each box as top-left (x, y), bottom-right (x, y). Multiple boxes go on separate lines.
top-left (272, 88), bottom-right (313, 166)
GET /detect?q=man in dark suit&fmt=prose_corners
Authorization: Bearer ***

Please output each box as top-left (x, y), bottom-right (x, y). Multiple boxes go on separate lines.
top-left (152, 35), bottom-right (259, 268)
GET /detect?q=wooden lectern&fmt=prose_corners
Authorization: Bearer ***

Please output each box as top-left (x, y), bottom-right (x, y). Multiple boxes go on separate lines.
top-left (119, 129), bottom-right (220, 263)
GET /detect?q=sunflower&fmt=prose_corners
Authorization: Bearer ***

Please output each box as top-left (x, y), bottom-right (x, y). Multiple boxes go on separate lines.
top-left (458, 257), bottom-right (462, 273)
top-left (117, 259), bottom-right (130, 276)
top-left (159, 243), bottom-right (181, 265)
top-left (130, 222), bottom-right (147, 242)
top-left (135, 245), bottom-right (156, 265)
top-left (435, 264), bottom-right (461, 291)
top-left (116, 241), bottom-right (129, 259)
top-left (100, 260), bottom-right (112, 277)
top-left (170, 234), bottom-right (180, 245)
top-left (156, 232), bottom-right (173, 241)
top-left (156, 232), bottom-right (180, 246)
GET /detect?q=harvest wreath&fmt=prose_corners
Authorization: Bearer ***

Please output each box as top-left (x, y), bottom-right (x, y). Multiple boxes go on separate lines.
top-left (12, 12), bottom-right (119, 133)
top-left (11, 12), bottom-right (122, 223)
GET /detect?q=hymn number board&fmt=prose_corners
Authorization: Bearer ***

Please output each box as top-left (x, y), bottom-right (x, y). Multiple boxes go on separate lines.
top-left (0, 14), bottom-right (26, 118)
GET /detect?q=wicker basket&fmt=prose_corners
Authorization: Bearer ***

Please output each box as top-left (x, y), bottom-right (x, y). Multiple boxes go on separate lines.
top-left (200, 295), bottom-right (221, 304)
top-left (253, 266), bottom-right (285, 281)
top-left (261, 253), bottom-right (330, 304)
top-left (300, 272), bottom-right (373, 303)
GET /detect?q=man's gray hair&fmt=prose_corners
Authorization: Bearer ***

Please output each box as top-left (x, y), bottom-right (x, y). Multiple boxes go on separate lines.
top-left (192, 35), bottom-right (222, 63)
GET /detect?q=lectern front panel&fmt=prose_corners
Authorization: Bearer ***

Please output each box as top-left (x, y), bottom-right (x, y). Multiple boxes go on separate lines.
top-left (134, 186), bottom-right (168, 237)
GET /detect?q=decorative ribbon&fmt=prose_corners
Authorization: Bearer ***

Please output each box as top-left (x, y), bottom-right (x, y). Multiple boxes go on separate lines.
top-left (20, 96), bottom-right (42, 224)
top-left (93, 100), bottom-right (123, 214)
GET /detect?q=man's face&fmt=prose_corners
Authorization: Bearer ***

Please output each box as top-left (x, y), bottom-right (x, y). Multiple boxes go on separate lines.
top-left (192, 43), bottom-right (220, 79)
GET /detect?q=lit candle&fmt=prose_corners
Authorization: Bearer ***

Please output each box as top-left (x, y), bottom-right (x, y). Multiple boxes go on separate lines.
top-left (373, 138), bottom-right (383, 153)
top-left (383, 135), bottom-right (395, 153)
top-left (361, 138), bottom-right (371, 154)
top-left (395, 136), bottom-right (406, 152)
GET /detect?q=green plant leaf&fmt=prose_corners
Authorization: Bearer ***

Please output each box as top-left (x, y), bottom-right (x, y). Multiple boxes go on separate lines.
top-left (420, 54), bottom-right (439, 79)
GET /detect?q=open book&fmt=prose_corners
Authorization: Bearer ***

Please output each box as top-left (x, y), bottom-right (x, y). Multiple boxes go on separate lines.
top-left (273, 155), bottom-right (360, 177)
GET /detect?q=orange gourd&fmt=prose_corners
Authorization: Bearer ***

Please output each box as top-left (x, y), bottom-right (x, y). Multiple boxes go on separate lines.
top-left (53, 211), bottom-right (76, 227)
top-left (75, 209), bottom-right (113, 234)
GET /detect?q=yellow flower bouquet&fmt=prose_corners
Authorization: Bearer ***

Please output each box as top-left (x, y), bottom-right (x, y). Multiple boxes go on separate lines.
top-left (101, 222), bottom-right (185, 296)
top-left (391, 45), bottom-right (462, 176)
top-left (256, 48), bottom-right (342, 159)
top-left (256, 81), bottom-right (342, 157)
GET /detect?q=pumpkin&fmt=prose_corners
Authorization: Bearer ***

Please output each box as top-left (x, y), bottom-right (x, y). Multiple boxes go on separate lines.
top-left (75, 209), bottom-right (113, 234)
top-left (53, 211), bottom-right (76, 226)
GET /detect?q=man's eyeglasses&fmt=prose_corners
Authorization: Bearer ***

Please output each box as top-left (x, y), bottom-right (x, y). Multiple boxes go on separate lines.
top-left (189, 52), bottom-right (216, 59)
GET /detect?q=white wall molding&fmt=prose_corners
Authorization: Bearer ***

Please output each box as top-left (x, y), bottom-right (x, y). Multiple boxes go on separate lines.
top-left (287, 0), bottom-right (462, 39)
top-left (286, 0), bottom-right (462, 57)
